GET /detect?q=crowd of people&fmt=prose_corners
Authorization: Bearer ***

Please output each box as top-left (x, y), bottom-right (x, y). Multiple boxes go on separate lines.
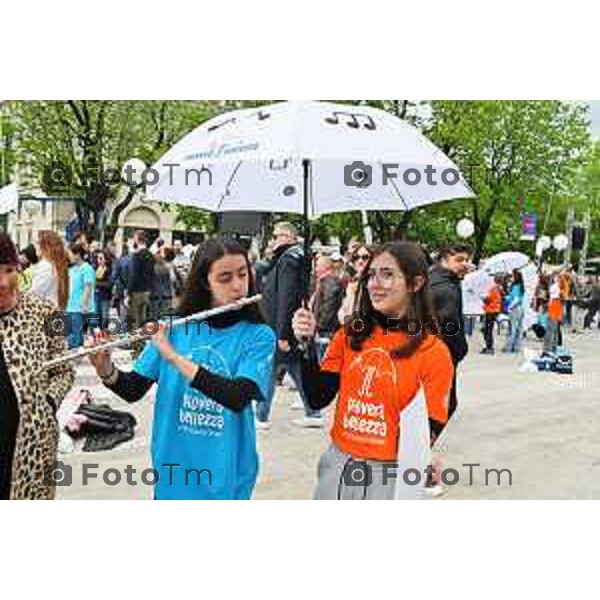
top-left (1, 221), bottom-right (599, 500)
top-left (16, 229), bottom-right (194, 349)
top-left (478, 266), bottom-right (600, 357)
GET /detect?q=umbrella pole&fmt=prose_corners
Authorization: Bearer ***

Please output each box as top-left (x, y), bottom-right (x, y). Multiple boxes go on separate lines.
top-left (302, 158), bottom-right (312, 301)
top-left (297, 158), bottom-right (313, 358)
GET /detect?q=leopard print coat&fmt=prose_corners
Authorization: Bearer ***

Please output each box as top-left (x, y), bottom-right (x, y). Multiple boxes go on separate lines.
top-left (0, 292), bottom-right (75, 499)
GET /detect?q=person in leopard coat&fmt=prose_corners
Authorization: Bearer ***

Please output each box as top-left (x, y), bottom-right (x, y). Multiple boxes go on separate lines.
top-left (0, 233), bottom-right (75, 500)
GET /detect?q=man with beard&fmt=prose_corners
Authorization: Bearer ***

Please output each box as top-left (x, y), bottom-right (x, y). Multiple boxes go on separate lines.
top-left (0, 232), bottom-right (74, 499)
top-left (427, 244), bottom-right (472, 497)
top-left (429, 243), bottom-right (473, 419)
top-left (257, 222), bottom-right (323, 429)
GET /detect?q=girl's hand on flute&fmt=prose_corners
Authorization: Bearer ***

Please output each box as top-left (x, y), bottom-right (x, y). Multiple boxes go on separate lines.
top-left (85, 330), bottom-right (113, 378)
top-left (150, 323), bottom-right (177, 362)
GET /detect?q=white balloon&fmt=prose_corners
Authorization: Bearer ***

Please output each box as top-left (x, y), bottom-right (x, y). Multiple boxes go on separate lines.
top-left (456, 218), bottom-right (475, 239)
top-left (122, 158), bottom-right (147, 187)
top-left (553, 234), bottom-right (569, 251)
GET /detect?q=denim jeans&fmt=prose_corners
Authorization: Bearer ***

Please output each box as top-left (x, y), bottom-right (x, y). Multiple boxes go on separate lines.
top-left (503, 305), bottom-right (524, 353)
top-left (255, 348), bottom-right (320, 422)
top-left (463, 315), bottom-right (475, 337)
top-left (96, 297), bottom-right (112, 329)
top-left (67, 312), bottom-right (85, 349)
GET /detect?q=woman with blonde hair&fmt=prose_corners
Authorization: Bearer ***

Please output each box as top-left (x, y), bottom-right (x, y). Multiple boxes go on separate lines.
top-left (31, 230), bottom-right (69, 310)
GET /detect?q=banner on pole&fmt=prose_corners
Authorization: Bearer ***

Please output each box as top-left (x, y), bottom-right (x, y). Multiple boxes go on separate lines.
top-left (520, 211), bottom-right (537, 241)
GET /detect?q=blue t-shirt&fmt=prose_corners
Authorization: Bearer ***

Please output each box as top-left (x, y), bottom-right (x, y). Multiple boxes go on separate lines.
top-left (506, 283), bottom-right (525, 311)
top-left (67, 262), bottom-right (96, 313)
top-left (134, 318), bottom-right (276, 500)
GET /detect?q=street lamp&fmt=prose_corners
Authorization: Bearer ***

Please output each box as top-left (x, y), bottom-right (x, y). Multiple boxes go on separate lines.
top-left (23, 199), bottom-right (42, 217)
top-left (553, 234), bottom-right (569, 252)
top-left (456, 218), bottom-right (475, 239)
top-left (22, 199), bottom-right (42, 246)
top-left (535, 235), bottom-right (552, 273)
top-left (122, 157), bottom-right (146, 188)
top-left (535, 235), bottom-right (551, 257)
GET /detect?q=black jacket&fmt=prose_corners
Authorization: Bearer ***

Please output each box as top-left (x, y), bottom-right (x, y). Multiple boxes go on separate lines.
top-left (313, 274), bottom-right (344, 334)
top-left (429, 265), bottom-right (468, 364)
top-left (128, 248), bottom-right (155, 294)
top-left (260, 243), bottom-right (304, 345)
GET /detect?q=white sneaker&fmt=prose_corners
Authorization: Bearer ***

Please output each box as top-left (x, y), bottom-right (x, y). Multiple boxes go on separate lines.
top-left (255, 420), bottom-right (272, 431)
top-left (421, 483), bottom-right (446, 498)
top-left (290, 398), bottom-right (305, 411)
top-left (282, 374), bottom-right (297, 391)
top-left (292, 416), bottom-right (325, 429)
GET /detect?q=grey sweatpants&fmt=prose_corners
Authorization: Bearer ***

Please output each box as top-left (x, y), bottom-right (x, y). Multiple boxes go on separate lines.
top-left (313, 444), bottom-right (399, 500)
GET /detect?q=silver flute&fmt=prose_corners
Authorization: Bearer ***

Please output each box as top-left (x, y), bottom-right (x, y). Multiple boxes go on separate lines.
top-left (42, 294), bottom-right (263, 370)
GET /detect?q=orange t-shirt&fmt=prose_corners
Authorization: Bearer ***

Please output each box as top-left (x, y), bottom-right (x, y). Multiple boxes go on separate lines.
top-left (558, 275), bottom-right (570, 301)
top-left (484, 285), bottom-right (502, 314)
top-left (321, 328), bottom-right (454, 461)
top-left (548, 298), bottom-right (563, 322)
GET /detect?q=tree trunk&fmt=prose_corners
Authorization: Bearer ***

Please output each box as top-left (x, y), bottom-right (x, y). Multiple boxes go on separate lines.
top-left (392, 210), bottom-right (414, 239)
top-left (108, 188), bottom-right (137, 240)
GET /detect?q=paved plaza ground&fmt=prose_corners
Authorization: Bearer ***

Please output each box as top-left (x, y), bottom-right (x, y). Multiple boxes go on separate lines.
top-left (57, 326), bottom-right (600, 500)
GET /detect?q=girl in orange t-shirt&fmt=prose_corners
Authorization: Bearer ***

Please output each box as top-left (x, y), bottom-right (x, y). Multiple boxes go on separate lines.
top-left (543, 274), bottom-right (564, 353)
top-left (480, 275), bottom-right (504, 355)
top-left (292, 241), bottom-right (454, 500)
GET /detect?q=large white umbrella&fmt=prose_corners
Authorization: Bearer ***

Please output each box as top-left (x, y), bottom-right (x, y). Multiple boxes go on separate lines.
top-left (481, 251), bottom-right (531, 275)
top-left (147, 100), bottom-right (474, 216)
top-left (466, 255), bottom-right (539, 329)
top-left (462, 269), bottom-right (494, 316)
top-left (0, 183), bottom-right (18, 215)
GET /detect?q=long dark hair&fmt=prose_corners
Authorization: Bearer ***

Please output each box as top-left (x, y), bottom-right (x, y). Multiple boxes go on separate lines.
top-left (177, 237), bottom-right (264, 323)
top-left (511, 269), bottom-right (525, 293)
top-left (350, 241), bottom-right (435, 359)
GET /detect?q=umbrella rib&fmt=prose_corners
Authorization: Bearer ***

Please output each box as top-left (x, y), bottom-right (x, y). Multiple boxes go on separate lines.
top-left (379, 161), bottom-right (410, 211)
top-left (215, 160), bottom-right (244, 211)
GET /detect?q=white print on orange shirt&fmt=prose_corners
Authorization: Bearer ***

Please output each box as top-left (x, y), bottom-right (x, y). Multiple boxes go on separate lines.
top-left (358, 365), bottom-right (377, 397)
top-left (348, 348), bottom-right (398, 392)
top-left (347, 397), bottom-right (385, 419)
top-left (342, 349), bottom-right (397, 440)
top-left (343, 413), bottom-right (387, 437)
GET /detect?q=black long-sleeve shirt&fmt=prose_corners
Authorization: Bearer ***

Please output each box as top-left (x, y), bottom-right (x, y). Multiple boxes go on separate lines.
top-left (104, 366), bottom-right (261, 413)
top-left (128, 248), bottom-right (155, 294)
top-left (299, 344), bottom-right (340, 410)
top-left (0, 343), bottom-right (19, 500)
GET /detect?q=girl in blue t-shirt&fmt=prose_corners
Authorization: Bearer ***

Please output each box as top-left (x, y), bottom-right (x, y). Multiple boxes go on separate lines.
top-left (88, 238), bottom-right (276, 500)
top-left (502, 269), bottom-right (526, 353)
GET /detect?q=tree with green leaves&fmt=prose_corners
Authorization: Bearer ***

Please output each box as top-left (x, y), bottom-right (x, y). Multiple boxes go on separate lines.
top-left (0, 102), bottom-right (17, 188)
top-left (425, 100), bottom-right (591, 262)
top-left (9, 100), bottom-right (223, 239)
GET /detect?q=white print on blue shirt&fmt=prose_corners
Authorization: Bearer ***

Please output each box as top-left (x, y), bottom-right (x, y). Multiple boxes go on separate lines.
top-left (178, 346), bottom-right (230, 437)
top-left (132, 319), bottom-right (276, 500)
